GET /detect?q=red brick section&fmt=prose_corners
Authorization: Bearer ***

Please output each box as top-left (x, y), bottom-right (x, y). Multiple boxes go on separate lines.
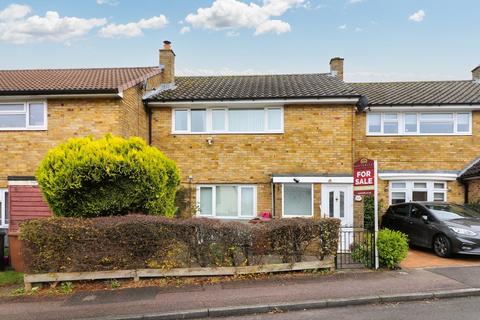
top-left (8, 185), bottom-right (52, 233)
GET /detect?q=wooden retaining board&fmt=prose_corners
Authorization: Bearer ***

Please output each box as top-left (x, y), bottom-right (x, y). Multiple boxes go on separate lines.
top-left (24, 259), bottom-right (334, 291)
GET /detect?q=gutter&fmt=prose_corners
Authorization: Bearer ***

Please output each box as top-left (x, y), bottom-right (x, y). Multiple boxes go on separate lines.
top-left (0, 92), bottom-right (123, 100)
top-left (147, 97), bottom-right (360, 107)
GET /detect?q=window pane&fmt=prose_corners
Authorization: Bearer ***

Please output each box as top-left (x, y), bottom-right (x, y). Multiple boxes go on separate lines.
top-left (392, 192), bottom-right (406, 204)
top-left (434, 183), bottom-right (445, 189)
top-left (191, 109), bottom-right (206, 132)
top-left (434, 192), bottom-right (445, 202)
top-left (0, 114), bottom-right (26, 128)
top-left (284, 184), bottom-right (312, 216)
top-left (229, 109), bottom-right (264, 132)
top-left (414, 182), bottom-right (427, 189)
top-left (391, 182), bottom-right (406, 189)
top-left (28, 103), bottom-right (45, 126)
top-left (0, 104), bottom-right (24, 112)
top-left (267, 108), bottom-right (281, 131)
top-left (174, 110), bottom-right (188, 131)
top-left (212, 109), bottom-right (226, 131)
top-left (412, 191), bottom-right (428, 201)
top-left (216, 186), bottom-right (238, 217)
top-left (394, 204), bottom-right (409, 215)
top-left (421, 113), bottom-right (453, 121)
top-left (241, 187), bottom-right (254, 217)
top-left (340, 191), bottom-right (345, 218)
top-left (368, 114), bottom-right (381, 133)
top-left (199, 187), bottom-right (213, 215)
top-left (329, 191), bottom-right (334, 217)
top-left (384, 122), bottom-right (398, 134)
top-left (405, 113), bottom-right (417, 133)
top-left (384, 113), bottom-right (397, 121)
top-left (420, 122), bottom-right (454, 134)
top-left (457, 113), bottom-right (470, 132)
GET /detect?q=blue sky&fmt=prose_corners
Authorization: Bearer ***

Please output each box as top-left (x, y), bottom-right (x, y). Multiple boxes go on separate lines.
top-left (0, 0), bottom-right (478, 82)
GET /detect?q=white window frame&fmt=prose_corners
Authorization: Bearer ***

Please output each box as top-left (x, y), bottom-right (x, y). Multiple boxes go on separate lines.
top-left (366, 111), bottom-right (472, 136)
top-left (281, 183), bottom-right (314, 218)
top-left (389, 181), bottom-right (447, 205)
top-left (196, 185), bottom-right (257, 219)
top-left (0, 189), bottom-right (8, 228)
top-left (0, 101), bottom-right (48, 131)
top-left (172, 107), bottom-right (284, 134)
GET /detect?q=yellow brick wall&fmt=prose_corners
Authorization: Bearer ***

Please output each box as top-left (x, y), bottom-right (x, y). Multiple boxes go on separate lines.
top-left (0, 98), bottom-right (122, 188)
top-left (469, 179), bottom-right (480, 203)
top-left (151, 104), bottom-right (356, 218)
top-left (354, 111), bottom-right (480, 209)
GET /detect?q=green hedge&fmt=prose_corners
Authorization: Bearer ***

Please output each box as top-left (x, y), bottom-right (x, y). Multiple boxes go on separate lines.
top-left (36, 135), bottom-right (180, 218)
top-left (377, 228), bottom-right (409, 269)
top-left (20, 216), bottom-right (340, 273)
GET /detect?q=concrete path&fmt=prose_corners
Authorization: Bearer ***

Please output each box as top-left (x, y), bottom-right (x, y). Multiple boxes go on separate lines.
top-left (0, 267), bottom-right (479, 320)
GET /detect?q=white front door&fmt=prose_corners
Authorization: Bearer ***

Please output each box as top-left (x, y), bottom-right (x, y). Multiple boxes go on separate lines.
top-left (321, 184), bottom-right (353, 227)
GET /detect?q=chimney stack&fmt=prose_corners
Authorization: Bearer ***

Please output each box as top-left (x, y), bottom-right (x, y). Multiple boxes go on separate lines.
top-left (330, 57), bottom-right (344, 81)
top-left (473, 65), bottom-right (480, 81)
top-left (160, 40), bottom-right (175, 84)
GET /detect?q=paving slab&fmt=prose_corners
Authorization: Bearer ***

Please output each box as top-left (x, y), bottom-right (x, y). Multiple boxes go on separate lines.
top-left (428, 266), bottom-right (480, 288)
top-left (401, 248), bottom-right (480, 269)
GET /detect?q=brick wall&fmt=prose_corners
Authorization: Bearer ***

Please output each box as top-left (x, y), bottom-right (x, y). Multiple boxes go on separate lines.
top-left (151, 104), bottom-right (356, 218)
top-left (469, 179), bottom-right (480, 203)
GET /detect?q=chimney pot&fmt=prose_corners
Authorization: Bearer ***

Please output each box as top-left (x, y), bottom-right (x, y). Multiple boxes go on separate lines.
top-left (330, 57), bottom-right (344, 81)
top-left (472, 65), bottom-right (480, 81)
top-left (163, 40), bottom-right (172, 50)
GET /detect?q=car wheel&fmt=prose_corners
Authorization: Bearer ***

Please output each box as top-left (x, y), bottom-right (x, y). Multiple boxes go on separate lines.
top-left (433, 234), bottom-right (452, 258)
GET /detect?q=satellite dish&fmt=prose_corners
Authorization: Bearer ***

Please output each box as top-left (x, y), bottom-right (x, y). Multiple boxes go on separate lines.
top-left (356, 95), bottom-right (369, 112)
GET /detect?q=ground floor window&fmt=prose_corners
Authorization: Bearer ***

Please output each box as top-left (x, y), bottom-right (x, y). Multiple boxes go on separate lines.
top-left (197, 185), bottom-right (256, 218)
top-left (389, 181), bottom-right (447, 204)
top-left (0, 189), bottom-right (8, 228)
top-left (282, 183), bottom-right (313, 217)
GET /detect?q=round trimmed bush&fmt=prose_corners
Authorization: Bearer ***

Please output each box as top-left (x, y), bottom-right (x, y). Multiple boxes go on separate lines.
top-left (36, 135), bottom-right (180, 218)
top-left (377, 228), bottom-right (409, 269)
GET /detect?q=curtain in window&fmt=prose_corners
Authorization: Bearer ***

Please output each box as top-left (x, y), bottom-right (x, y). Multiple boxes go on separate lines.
top-left (229, 109), bottom-right (264, 132)
top-left (216, 186), bottom-right (238, 217)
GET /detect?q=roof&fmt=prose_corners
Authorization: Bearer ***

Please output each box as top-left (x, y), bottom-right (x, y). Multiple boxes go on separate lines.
top-left (0, 67), bottom-right (162, 96)
top-left (351, 80), bottom-right (480, 106)
top-left (460, 157), bottom-right (480, 180)
top-left (146, 73), bottom-right (359, 102)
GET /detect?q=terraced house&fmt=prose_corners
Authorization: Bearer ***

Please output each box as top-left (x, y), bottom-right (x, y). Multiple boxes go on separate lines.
top-left (1, 41), bottom-right (480, 269)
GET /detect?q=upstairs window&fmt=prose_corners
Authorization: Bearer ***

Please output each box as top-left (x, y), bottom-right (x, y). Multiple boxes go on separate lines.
top-left (0, 102), bottom-right (47, 130)
top-left (172, 107), bottom-right (283, 134)
top-left (367, 112), bottom-right (471, 136)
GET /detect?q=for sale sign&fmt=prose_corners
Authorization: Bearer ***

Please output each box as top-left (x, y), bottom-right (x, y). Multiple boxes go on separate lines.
top-left (354, 158), bottom-right (375, 195)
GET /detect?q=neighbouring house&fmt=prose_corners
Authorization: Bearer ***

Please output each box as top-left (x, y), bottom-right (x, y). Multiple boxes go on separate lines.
top-left (1, 41), bottom-right (480, 270)
top-left (458, 157), bottom-right (480, 204)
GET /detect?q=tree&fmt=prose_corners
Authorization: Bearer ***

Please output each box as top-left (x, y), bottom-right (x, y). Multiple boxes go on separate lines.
top-left (36, 135), bottom-right (180, 218)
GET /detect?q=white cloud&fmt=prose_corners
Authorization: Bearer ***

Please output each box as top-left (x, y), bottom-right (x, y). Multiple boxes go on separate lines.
top-left (348, 0), bottom-right (363, 4)
top-left (185, 0), bottom-right (304, 36)
top-left (355, 27), bottom-right (363, 32)
top-left (180, 26), bottom-right (191, 34)
top-left (0, 4), bottom-right (106, 44)
top-left (409, 9), bottom-right (425, 22)
top-left (338, 24), bottom-right (347, 30)
top-left (99, 15), bottom-right (168, 38)
top-left (96, 0), bottom-right (118, 5)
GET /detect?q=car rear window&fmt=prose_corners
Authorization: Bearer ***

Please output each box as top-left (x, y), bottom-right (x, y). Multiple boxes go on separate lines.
top-left (393, 204), bottom-right (409, 216)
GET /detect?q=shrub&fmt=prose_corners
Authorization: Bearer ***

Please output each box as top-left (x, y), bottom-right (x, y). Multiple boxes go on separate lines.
top-left (20, 215), bottom-right (340, 273)
top-left (36, 135), bottom-right (180, 218)
top-left (377, 229), bottom-right (408, 269)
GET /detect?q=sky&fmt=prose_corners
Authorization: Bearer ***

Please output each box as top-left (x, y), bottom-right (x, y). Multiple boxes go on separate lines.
top-left (0, 0), bottom-right (478, 82)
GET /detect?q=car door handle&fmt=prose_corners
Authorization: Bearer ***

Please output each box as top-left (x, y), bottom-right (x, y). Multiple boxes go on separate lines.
top-left (408, 220), bottom-right (414, 225)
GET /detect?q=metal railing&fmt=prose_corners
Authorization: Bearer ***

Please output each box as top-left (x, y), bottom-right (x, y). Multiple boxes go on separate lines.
top-left (336, 227), bottom-right (375, 269)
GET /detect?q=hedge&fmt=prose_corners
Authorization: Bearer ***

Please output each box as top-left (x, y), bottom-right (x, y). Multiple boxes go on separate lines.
top-left (36, 135), bottom-right (180, 218)
top-left (20, 216), bottom-right (340, 273)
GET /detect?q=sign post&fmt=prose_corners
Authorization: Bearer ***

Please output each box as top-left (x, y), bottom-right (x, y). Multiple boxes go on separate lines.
top-left (353, 158), bottom-right (379, 269)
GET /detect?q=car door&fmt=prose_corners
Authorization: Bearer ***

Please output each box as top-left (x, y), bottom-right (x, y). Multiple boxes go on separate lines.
top-left (385, 204), bottom-right (411, 235)
top-left (406, 204), bottom-right (432, 247)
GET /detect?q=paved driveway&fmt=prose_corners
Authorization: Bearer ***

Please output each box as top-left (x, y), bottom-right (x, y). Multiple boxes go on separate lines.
top-left (401, 247), bottom-right (480, 269)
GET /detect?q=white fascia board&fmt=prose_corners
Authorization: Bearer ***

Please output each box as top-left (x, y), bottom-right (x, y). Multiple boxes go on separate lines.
top-left (272, 176), bottom-right (353, 184)
top-left (379, 172), bottom-right (458, 181)
top-left (8, 180), bottom-right (38, 186)
top-left (0, 93), bottom-right (123, 101)
top-left (458, 156), bottom-right (480, 177)
top-left (148, 98), bottom-right (359, 108)
top-left (368, 104), bottom-right (480, 112)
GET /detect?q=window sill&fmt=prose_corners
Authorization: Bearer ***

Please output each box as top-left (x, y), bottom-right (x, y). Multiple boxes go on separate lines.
top-left (172, 131), bottom-right (284, 135)
top-left (0, 128), bottom-right (47, 132)
top-left (196, 215), bottom-right (255, 220)
top-left (366, 133), bottom-right (472, 137)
